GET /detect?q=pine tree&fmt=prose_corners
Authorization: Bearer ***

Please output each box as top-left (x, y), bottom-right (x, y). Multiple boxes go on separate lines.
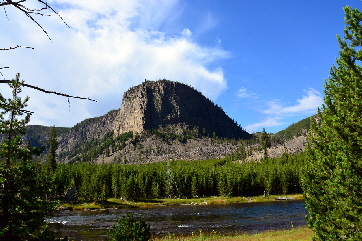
top-left (302, 6), bottom-right (362, 240)
top-left (261, 128), bottom-right (271, 159)
top-left (48, 126), bottom-right (59, 172)
top-left (0, 74), bottom-right (56, 240)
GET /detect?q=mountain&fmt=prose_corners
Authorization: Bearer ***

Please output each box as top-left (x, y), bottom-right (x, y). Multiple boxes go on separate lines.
top-left (114, 79), bottom-right (250, 139)
top-left (23, 80), bottom-right (314, 164)
top-left (25, 79), bottom-right (251, 163)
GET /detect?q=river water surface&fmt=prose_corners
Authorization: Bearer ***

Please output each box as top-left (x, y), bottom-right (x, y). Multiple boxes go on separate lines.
top-left (48, 200), bottom-right (307, 240)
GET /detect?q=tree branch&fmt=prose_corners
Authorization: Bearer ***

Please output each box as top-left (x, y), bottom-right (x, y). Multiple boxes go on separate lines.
top-left (0, 45), bottom-right (34, 50)
top-left (0, 80), bottom-right (98, 102)
top-left (2, 0), bottom-right (69, 40)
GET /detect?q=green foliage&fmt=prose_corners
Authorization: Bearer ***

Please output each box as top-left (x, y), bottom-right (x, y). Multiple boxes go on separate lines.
top-left (260, 128), bottom-right (271, 159)
top-left (0, 74), bottom-right (56, 240)
top-left (275, 116), bottom-right (311, 140)
top-left (48, 126), bottom-right (58, 172)
top-left (108, 213), bottom-right (151, 241)
top-left (302, 6), bottom-right (362, 240)
top-left (38, 152), bottom-right (306, 202)
top-left (61, 131), bottom-right (133, 163)
top-left (25, 125), bottom-right (70, 150)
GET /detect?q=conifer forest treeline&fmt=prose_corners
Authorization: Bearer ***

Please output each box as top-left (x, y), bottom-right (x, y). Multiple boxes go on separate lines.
top-left (37, 153), bottom-right (305, 202)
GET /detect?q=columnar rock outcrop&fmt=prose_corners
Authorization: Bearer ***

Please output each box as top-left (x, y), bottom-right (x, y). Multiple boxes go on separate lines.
top-left (114, 79), bottom-right (251, 139)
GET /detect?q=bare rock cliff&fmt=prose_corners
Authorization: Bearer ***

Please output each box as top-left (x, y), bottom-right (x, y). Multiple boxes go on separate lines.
top-left (57, 109), bottom-right (118, 153)
top-left (114, 79), bottom-right (250, 139)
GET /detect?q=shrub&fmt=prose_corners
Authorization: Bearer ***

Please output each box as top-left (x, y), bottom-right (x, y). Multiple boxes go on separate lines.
top-left (108, 213), bottom-right (151, 241)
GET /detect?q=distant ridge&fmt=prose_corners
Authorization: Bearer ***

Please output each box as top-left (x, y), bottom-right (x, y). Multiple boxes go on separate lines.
top-left (114, 79), bottom-right (251, 140)
top-left (275, 116), bottom-right (312, 140)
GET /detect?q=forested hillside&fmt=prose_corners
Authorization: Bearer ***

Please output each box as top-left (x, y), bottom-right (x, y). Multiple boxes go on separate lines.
top-left (275, 116), bottom-right (312, 140)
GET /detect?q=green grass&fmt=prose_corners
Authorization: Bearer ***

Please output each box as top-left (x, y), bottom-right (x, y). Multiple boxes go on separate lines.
top-left (59, 202), bottom-right (104, 210)
top-left (152, 226), bottom-right (313, 241)
top-left (59, 194), bottom-right (304, 210)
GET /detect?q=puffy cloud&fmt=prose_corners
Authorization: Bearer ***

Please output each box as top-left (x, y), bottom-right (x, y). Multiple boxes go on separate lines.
top-left (2, 0), bottom-right (229, 127)
top-left (262, 88), bottom-right (323, 115)
top-left (245, 88), bottom-right (323, 133)
top-left (181, 28), bottom-right (192, 37)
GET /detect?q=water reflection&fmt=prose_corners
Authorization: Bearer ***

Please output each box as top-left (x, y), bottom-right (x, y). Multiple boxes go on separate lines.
top-left (48, 200), bottom-right (307, 240)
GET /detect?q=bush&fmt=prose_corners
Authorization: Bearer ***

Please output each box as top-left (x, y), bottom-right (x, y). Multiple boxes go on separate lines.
top-left (108, 213), bottom-right (151, 241)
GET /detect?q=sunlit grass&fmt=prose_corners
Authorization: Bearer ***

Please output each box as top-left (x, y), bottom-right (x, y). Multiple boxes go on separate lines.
top-left (60, 202), bottom-right (103, 210)
top-left (59, 194), bottom-right (304, 210)
top-left (152, 226), bottom-right (313, 241)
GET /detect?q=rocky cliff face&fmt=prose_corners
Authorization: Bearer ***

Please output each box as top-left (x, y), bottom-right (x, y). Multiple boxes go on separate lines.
top-left (57, 109), bottom-right (118, 153)
top-left (25, 109), bottom-right (119, 161)
top-left (114, 79), bottom-right (250, 139)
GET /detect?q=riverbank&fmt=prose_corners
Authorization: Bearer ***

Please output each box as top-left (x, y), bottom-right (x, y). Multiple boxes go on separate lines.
top-left (58, 194), bottom-right (304, 210)
top-left (153, 226), bottom-right (312, 241)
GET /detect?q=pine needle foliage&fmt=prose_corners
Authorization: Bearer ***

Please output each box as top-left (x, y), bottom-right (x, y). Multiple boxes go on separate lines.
top-left (302, 6), bottom-right (362, 240)
top-left (0, 74), bottom-right (56, 240)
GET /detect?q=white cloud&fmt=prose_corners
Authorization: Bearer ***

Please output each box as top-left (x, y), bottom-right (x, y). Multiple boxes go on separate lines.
top-left (262, 88), bottom-right (323, 115)
top-left (245, 88), bottom-right (323, 133)
top-left (245, 117), bottom-right (285, 133)
top-left (181, 28), bottom-right (192, 37)
top-left (237, 87), bottom-right (257, 99)
top-left (194, 11), bottom-right (218, 37)
top-left (2, 0), bottom-right (229, 127)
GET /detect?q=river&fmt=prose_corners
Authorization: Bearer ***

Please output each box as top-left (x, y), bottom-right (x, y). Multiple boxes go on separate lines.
top-left (48, 200), bottom-right (307, 240)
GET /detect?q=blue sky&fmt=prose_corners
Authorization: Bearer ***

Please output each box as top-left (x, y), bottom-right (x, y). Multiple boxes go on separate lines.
top-left (2, 0), bottom-right (362, 133)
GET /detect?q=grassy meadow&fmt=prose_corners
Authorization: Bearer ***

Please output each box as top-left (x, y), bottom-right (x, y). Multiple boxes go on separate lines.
top-left (153, 226), bottom-right (312, 241)
top-left (59, 194), bottom-right (304, 210)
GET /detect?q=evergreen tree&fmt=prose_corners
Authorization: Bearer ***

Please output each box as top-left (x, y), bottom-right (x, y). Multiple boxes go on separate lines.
top-left (261, 128), bottom-right (271, 159)
top-left (0, 74), bottom-right (56, 240)
top-left (302, 6), bottom-right (362, 240)
top-left (48, 126), bottom-right (59, 172)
